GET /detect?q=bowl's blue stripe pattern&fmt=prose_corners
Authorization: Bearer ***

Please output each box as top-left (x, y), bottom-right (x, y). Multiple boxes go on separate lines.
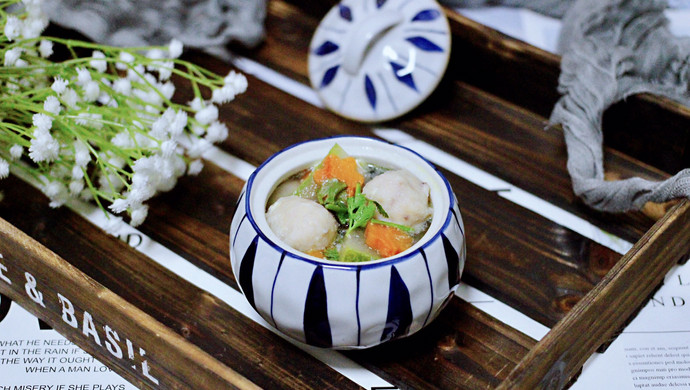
top-left (304, 266), bottom-right (333, 347)
top-left (381, 266), bottom-right (413, 342)
top-left (230, 199), bottom-right (466, 349)
top-left (238, 236), bottom-right (259, 309)
top-left (419, 248), bottom-right (435, 328)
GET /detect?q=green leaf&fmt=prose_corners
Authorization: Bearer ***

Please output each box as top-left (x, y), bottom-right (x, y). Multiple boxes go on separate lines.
top-left (370, 219), bottom-right (413, 233)
top-left (345, 182), bottom-right (379, 235)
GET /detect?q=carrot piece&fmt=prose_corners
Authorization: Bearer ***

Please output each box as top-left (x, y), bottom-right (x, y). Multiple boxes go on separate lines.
top-left (364, 223), bottom-right (413, 258)
top-left (306, 249), bottom-right (325, 258)
top-left (313, 154), bottom-right (364, 196)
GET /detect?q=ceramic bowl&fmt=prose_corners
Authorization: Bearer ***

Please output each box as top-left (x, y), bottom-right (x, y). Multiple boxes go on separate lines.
top-left (229, 136), bottom-right (465, 349)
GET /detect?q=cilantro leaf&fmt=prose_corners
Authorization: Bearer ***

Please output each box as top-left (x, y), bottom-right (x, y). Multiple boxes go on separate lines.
top-left (345, 183), bottom-right (378, 235)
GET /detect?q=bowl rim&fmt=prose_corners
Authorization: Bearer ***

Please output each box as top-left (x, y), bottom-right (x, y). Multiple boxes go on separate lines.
top-left (242, 135), bottom-right (458, 270)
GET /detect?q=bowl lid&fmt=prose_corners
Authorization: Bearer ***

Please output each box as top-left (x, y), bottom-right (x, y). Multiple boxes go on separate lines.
top-left (308, 0), bottom-right (451, 123)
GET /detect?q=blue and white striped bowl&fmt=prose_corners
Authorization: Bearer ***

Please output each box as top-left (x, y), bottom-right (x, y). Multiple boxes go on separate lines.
top-left (229, 136), bottom-right (465, 349)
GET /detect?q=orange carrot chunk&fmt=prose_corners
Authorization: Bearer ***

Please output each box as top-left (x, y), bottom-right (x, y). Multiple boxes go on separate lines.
top-left (313, 154), bottom-right (364, 196)
top-left (306, 250), bottom-right (325, 259)
top-left (365, 223), bottom-right (413, 258)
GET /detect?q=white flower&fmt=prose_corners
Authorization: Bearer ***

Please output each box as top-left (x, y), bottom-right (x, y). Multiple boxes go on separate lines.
top-left (146, 48), bottom-right (164, 60)
top-left (73, 140), bottom-right (90, 167)
top-left (109, 198), bottom-right (129, 213)
top-left (129, 204), bottom-right (149, 227)
top-left (98, 93), bottom-right (117, 107)
top-left (187, 137), bottom-right (211, 158)
top-left (43, 181), bottom-right (68, 208)
top-left (187, 159), bottom-right (203, 176)
top-left (76, 67), bottom-right (92, 86)
top-left (155, 61), bottom-right (174, 81)
top-left (38, 39), bottom-right (53, 58)
top-left (126, 65), bottom-right (146, 83)
top-left (111, 132), bottom-right (134, 148)
top-left (22, 16), bottom-right (47, 39)
top-left (194, 105), bottom-right (218, 125)
top-left (116, 51), bottom-right (135, 70)
top-left (29, 133), bottom-right (59, 163)
top-left (61, 88), bottom-right (80, 108)
top-left (113, 78), bottom-right (132, 95)
top-left (71, 165), bottom-right (84, 180)
top-left (4, 16), bottom-right (22, 41)
top-left (150, 116), bottom-right (169, 139)
top-left (160, 140), bottom-right (177, 157)
top-left (0, 159), bottom-right (9, 179)
top-left (159, 82), bottom-right (175, 100)
top-left (69, 180), bottom-right (84, 196)
top-left (224, 70), bottom-right (248, 94)
top-left (104, 152), bottom-right (125, 169)
top-left (43, 95), bottom-right (62, 115)
top-left (9, 144), bottom-right (23, 160)
top-left (32, 113), bottom-right (53, 132)
top-left (13, 58), bottom-right (27, 68)
top-left (51, 76), bottom-right (68, 95)
top-left (103, 215), bottom-right (125, 236)
top-left (83, 81), bottom-right (100, 102)
top-left (211, 85), bottom-right (235, 104)
top-left (188, 97), bottom-right (204, 111)
top-left (170, 110), bottom-right (188, 136)
top-left (168, 38), bottom-right (183, 58)
top-left (205, 121), bottom-right (228, 143)
top-left (98, 172), bottom-right (124, 193)
top-left (90, 51), bottom-right (107, 73)
top-left (4, 48), bottom-right (22, 66)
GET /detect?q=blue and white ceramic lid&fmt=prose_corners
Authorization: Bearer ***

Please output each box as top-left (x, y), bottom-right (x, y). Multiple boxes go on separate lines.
top-left (308, 0), bottom-right (451, 123)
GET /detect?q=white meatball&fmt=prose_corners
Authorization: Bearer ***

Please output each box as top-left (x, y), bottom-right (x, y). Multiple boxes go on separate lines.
top-left (362, 169), bottom-right (432, 229)
top-left (266, 195), bottom-right (338, 252)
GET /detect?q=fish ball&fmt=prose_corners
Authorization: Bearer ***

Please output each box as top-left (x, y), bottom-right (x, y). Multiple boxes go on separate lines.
top-left (266, 195), bottom-right (337, 252)
top-left (362, 169), bottom-right (432, 229)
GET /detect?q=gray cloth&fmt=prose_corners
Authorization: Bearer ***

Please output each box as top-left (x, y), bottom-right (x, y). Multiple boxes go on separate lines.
top-left (441, 0), bottom-right (574, 19)
top-left (43, 0), bottom-right (267, 49)
top-left (443, 0), bottom-right (690, 212)
top-left (553, 0), bottom-right (690, 212)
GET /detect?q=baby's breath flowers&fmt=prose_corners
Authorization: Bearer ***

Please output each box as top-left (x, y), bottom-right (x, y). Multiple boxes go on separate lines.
top-left (0, 0), bottom-right (247, 227)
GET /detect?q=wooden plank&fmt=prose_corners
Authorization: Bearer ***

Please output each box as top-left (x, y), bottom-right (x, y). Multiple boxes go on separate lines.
top-left (0, 217), bottom-right (257, 390)
top-left (499, 199), bottom-right (690, 389)
top-left (0, 175), bottom-right (364, 389)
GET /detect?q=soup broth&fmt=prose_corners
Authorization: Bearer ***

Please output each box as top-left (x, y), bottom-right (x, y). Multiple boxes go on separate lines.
top-left (265, 144), bottom-right (432, 262)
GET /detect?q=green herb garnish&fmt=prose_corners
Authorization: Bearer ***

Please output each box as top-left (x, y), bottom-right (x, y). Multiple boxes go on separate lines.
top-left (370, 219), bottom-right (414, 233)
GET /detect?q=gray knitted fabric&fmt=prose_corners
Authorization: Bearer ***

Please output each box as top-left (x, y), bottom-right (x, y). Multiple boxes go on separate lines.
top-left (444, 0), bottom-right (690, 212)
top-left (42, 0), bottom-right (267, 49)
top-left (553, 0), bottom-right (690, 212)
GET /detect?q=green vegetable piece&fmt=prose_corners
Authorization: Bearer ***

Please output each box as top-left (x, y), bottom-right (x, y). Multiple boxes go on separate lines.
top-left (340, 247), bottom-right (377, 262)
top-left (339, 232), bottom-right (380, 262)
top-left (318, 179), bottom-right (347, 205)
top-left (324, 247), bottom-right (340, 261)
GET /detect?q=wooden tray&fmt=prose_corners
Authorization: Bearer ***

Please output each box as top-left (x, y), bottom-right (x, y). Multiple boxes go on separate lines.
top-left (2, 1), bottom-right (690, 388)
